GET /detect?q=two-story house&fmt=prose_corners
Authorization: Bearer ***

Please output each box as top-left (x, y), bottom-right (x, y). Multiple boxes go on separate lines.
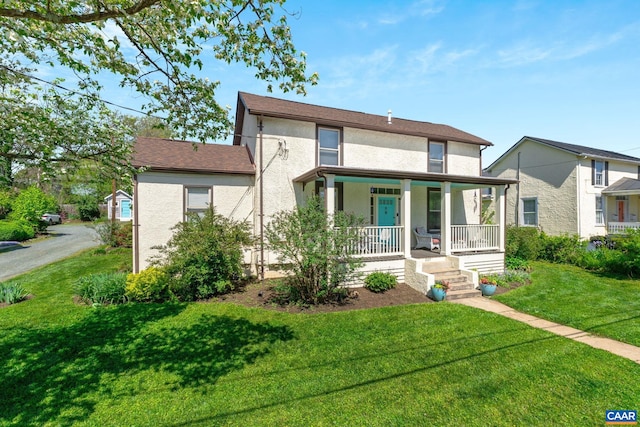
top-left (132, 92), bottom-right (516, 296)
top-left (485, 136), bottom-right (640, 238)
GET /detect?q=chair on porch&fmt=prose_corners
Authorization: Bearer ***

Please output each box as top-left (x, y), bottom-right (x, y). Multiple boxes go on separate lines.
top-left (413, 227), bottom-right (440, 251)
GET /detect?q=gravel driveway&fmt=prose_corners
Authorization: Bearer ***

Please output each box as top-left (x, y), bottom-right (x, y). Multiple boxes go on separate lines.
top-left (0, 224), bottom-right (101, 282)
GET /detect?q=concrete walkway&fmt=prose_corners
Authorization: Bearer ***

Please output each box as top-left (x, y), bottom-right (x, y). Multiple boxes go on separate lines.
top-left (453, 297), bottom-right (640, 365)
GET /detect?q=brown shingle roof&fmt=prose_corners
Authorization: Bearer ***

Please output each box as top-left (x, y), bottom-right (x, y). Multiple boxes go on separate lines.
top-left (234, 92), bottom-right (492, 146)
top-left (132, 137), bottom-right (255, 174)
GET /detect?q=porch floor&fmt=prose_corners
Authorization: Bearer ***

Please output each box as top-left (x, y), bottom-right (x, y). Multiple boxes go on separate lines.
top-left (410, 249), bottom-right (444, 259)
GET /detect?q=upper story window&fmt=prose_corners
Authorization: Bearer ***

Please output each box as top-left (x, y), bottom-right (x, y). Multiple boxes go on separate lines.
top-left (592, 160), bottom-right (608, 187)
top-left (185, 186), bottom-right (211, 218)
top-left (429, 141), bottom-right (445, 173)
top-left (318, 127), bottom-right (340, 166)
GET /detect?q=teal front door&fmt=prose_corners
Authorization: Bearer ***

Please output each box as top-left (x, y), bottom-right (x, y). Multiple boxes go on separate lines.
top-left (377, 197), bottom-right (397, 250)
top-left (377, 197), bottom-right (396, 226)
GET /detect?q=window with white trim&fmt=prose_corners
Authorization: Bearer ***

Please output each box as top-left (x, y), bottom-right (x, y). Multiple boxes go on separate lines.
top-left (185, 186), bottom-right (211, 218)
top-left (428, 141), bottom-right (445, 173)
top-left (522, 197), bottom-right (538, 226)
top-left (595, 196), bottom-right (604, 225)
top-left (592, 160), bottom-right (608, 186)
top-left (318, 127), bottom-right (340, 166)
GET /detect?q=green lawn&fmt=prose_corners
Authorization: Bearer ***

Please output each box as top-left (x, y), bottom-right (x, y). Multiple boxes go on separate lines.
top-left (496, 261), bottom-right (640, 347)
top-left (1, 251), bottom-right (638, 426)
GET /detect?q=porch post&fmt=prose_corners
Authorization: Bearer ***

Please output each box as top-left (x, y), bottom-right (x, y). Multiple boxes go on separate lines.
top-left (441, 181), bottom-right (452, 255)
top-left (496, 185), bottom-right (505, 252)
top-left (325, 174), bottom-right (336, 217)
top-left (402, 179), bottom-right (412, 258)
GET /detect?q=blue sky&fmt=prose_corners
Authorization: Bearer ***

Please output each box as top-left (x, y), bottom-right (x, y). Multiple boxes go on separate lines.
top-left (101, 0), bottom-right (640, 166)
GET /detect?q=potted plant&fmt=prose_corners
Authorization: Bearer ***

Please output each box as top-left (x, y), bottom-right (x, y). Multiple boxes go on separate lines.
top-left (430, 280), bottom-right (449, 302)
top-left (479, 276), bottom-right (497, 296)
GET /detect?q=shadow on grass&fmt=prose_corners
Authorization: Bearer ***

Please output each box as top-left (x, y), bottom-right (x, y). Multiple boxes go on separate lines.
top-left (0, 303), bottom-right (294, 425)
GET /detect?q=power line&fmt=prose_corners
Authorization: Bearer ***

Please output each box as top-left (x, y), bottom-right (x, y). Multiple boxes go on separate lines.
top-left (1, 64), bottom-right (161, 118)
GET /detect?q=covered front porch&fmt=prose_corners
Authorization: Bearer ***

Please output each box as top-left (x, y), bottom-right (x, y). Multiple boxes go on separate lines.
top-left (602, 177), bottom-right (640, 235)
top-left (295, 166), bottom-right (517, 266)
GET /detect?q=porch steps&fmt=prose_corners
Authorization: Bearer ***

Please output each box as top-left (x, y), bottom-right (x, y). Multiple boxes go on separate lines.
top-left (422, 261), bottom-right (481, 300)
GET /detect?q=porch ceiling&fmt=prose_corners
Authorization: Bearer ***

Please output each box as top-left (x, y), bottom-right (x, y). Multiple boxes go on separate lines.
top-left (294, 166), bottom-right (518, 188)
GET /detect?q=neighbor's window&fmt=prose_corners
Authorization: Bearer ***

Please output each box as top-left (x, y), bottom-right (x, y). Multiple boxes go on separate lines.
top-left (318, 127), bottom-right (340, 166)
top-left (522, 198), bottom-right (538, 226)
top-left (595, 196), bottom-right (604, 225)
top-left (592, 160), bottom-right (608, 186)
top-left (429, 141), bottom-right (445, 173)
top-left (185, 186), bottom-right (211, 218)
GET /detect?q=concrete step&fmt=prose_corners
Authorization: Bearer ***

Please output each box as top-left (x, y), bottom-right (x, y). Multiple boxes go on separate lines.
top-left (446, 288), bottom-right (482, 300)
top-left (447, 281), bottom-right (475, 292)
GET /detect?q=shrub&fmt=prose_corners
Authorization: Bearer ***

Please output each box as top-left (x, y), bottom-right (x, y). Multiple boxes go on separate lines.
top-left (505, 256), bottom-right (531, 272)
top-left (505, 226), bottom-right (543, 260)
top-left (539, 233), bottom-right (585, 264)
top-left (0, 190), bottom-right (12, 219)
top-left (0, 220), bottom-right (35, 241)
top-left (0, 281), bottom-right (28, 304)
top-left (152, 206), bottom-right (253, 301)
top-left (9, 186), bottom-right (58, 232)
top-left (125, 267), bottom-right (170, 302)
top-left (74, 272), bottom-right (128, 305)
top-left (265, 196), bottom-right (364, 305)
top-left (95, 221), bottom-right (133, 248)
top-left (364, 272), bottom-right (397, 293)
top-left (500, 269), bottom-right (531, 286)
top-left (77, 195), bottom-right (101, 221)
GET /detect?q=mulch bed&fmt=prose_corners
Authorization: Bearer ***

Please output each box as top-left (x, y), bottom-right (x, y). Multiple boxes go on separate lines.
top-left (213, 280), bottom-right (526, 313)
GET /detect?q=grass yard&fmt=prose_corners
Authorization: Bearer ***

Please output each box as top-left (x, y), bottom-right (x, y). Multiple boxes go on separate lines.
top-left (496, 261), bottom-right (640, 347)
top-left (1, 250), bottom-right (638, 426)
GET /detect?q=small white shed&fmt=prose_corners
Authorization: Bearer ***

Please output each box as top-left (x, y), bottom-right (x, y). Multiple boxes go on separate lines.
top-left (104, 190), bottom-right (133, 221)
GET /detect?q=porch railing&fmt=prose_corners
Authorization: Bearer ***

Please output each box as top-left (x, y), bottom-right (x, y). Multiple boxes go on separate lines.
top-left (348, 226), bottom-right (404, 257)
top-left (451, 224), bottom-right (500, 253)
top-left (608, 222), bottom-right (640, 234)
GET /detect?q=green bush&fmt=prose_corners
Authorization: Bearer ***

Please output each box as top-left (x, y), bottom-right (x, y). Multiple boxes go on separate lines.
top-left (0, 281), bottom-right (28, 304)
top-left (539, 233), bottom-right (585, 264)
top-left (77, 195), bottom-right (100, 221)
top-left (95, 221), bottom-right (133, 248)
top-left (0, 190), bottom-right (12, 219)
top-left (125, 267), bottom-right (170, 302)
top-left (505, 226), bottom-right (543, 260)
top-left (9, 186), bottom-right (58, 232)
top-left (505, 256), bottom-right (531, 272)
top-left (74, 272), bottom-right (128, 305)
top-left (364, 272), bottom-right (397, 293)
top-left (0, 220), bottom-right (35, 241)
top-left (152, 206), bottom-right (253, 301)
top-left (265, 196), bottom-right (364, 305)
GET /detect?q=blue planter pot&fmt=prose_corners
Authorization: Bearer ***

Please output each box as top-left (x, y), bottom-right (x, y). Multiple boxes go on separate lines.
top-left (430, 287), bottom-right (447, 301)
top-left (480, 283), bottom-right (497, 296)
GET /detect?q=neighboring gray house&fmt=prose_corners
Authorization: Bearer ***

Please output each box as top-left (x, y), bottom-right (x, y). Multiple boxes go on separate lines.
top-left (104, 190), bottom-right (133, 222)
top-left (485, 136), bottom-right (640, 238)
top-left (132, 92), bottom-right (517, 295)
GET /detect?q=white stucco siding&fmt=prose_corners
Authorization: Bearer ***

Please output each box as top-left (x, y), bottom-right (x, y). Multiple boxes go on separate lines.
top-left (448, 141), bottom-right (481, 176)
top-left (135, 171), bottom-right (254, 271)
top-left (490, 139), bottom-right (578, 235)
top-left (343, 128), bottom-right (429, 172)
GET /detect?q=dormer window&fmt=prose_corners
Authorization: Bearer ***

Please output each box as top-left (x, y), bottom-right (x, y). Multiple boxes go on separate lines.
top-left (429, 141), bottom-right (445, 173)
top-left (318, 127), bottom-right (341, 166)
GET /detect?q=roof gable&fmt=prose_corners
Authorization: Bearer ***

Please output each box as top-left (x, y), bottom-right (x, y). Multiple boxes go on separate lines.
top-left (486, 136), bottom-right (640, 171)
top-left (233, 92), bottom-right (491, 146)
top-left (132, 137), bottom-right (255, 175)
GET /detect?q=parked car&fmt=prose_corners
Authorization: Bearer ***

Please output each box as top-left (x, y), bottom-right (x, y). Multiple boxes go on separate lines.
top-left (41, 213), bottom-right (62, 225)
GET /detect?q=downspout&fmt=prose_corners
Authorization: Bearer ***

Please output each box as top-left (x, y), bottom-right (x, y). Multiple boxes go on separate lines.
top-left (504, 184), bottom-right (510, 253)
top-left (479, 145), bottom-right (489, 175)
top-left (258, 117), bottom-right (264, 284)
top-left (515, 151), bottom-right (521, 226)
top-left (133, 173), bottom-right (140, 273)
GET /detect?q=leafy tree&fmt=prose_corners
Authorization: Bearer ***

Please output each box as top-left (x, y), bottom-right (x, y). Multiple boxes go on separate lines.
top-left (9, 185), bottom-right (58, 231)
top-left (0, 70), bottom-right (135, 188)
top-left (0, 0), bottom-right (318, 144)
top-left (151, 206), bottom-right (253, 301)
top-left (265, 197), bottom-right (364, 305)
